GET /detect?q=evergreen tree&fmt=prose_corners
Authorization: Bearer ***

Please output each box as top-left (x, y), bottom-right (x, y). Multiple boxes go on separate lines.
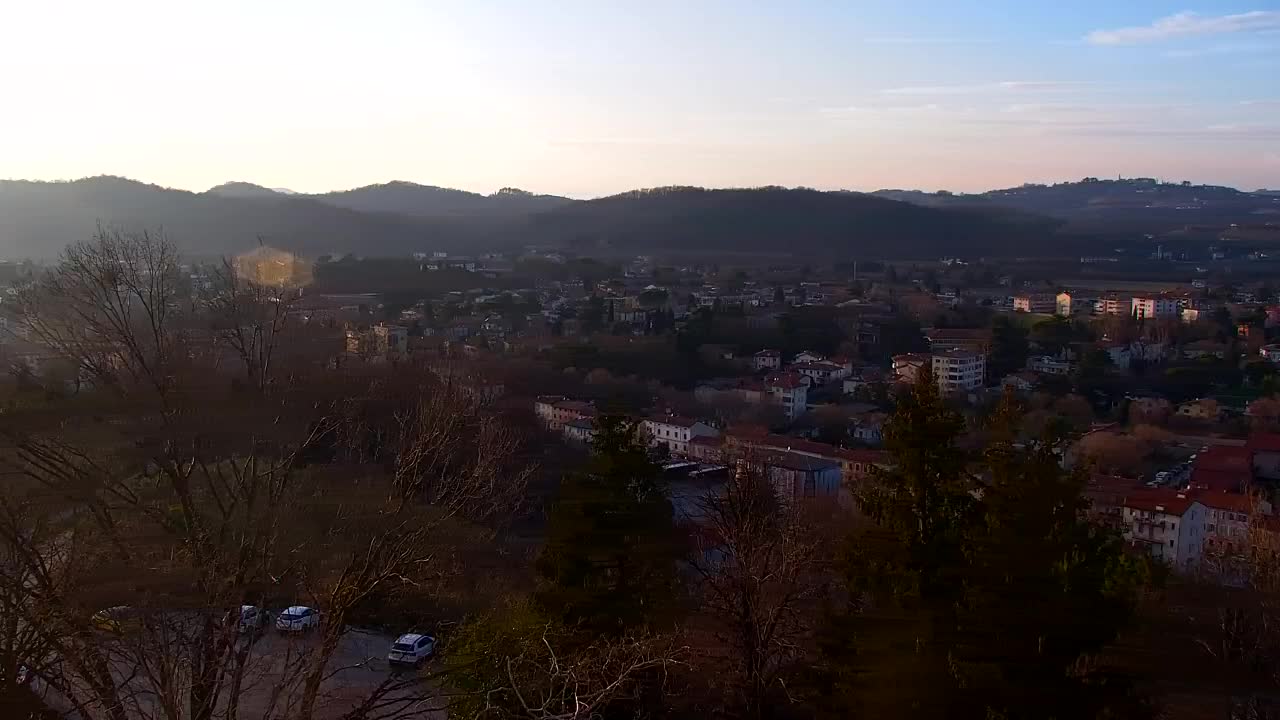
top-left (818, 367), bottom-right (976, 718)
top-left (536, 416), bottom-right (680, 636)
top-left (952, 394), bottom-right (1149, 719)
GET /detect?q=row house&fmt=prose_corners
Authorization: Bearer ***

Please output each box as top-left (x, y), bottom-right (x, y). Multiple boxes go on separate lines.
top-left (1122, 490), bottom-right (1208, 572)
top-left (892, 353), bottom-right (930, 384)
top-left (643, 416), bottom-right (720, 457)
top-left (1013, 293), bottom-right (1056, 314)
top-left (792, 360), bottom-right (851, 384)
top-left (533, 396), bottom-right (597, 431)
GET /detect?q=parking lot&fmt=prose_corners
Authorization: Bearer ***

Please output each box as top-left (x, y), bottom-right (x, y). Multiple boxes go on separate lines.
top-left (28, 625), bottom-right (446, 720)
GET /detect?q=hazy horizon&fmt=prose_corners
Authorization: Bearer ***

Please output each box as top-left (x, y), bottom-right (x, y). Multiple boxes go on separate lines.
top-left (4, 173), bottom-right (1275, 202)
top-left (4, 0), bottom-right (1278, 196)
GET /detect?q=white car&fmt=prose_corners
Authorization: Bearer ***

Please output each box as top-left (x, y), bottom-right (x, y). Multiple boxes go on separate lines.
top-left (275, 606), bottom-right (321, 633)
top-left (387, 633), bottom-right (436, 666)
top-left (235, 605), bottom-right (270, 633)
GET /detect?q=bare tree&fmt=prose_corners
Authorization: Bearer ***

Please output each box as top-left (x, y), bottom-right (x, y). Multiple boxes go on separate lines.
top-left (0, 230), bottom-right (536, 720)
top-left (688, 457), bottom-right (827, 719)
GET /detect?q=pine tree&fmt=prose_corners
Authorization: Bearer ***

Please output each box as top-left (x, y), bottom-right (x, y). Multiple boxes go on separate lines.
top-left (817, 367), bottom-right (976, 718)
top-left (951, 393), bottom-right (1148, 719)
top-left (535, 415), bottom-right (680, 636)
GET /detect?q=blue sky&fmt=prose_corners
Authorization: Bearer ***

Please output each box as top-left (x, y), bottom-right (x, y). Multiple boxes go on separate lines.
top-left (1, 0), bottom-right (1277, 195)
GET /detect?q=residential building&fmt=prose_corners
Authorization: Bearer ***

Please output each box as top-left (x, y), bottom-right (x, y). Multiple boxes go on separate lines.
top-left (687, 435), bottom-right (726, 463)
top-left (1085, 474), bottom-right (1139, 531)
top-left (643, 416), bottom-right (720, 457)
top-left (1001, 371), bottom-right (1038, 393)
top-left (1094, 295), bottom-right (1127, 316)
top-left (793, 351), bottom-right (825, 364)
top-left (371, 323), bottom-right (409, 355)
top-left (1181, 307), bottom-right (1202, 324)
top-left (1056, 291), bottom-right (1075, 317)
top-left (931, 350), bottom-right (985, 394)
top-left (1132, 295), bottom-right (1180, 320)
top-left (851, 412), bottom-right (887, 445)
top-left (1027, 355), bottom-right (1072, 375)
top-left (765, 373), bottom-right (810, 422)
top-left (1176, 398), bottom-right (1221, 422)
top-left (841, 367), bottom-right (883, 396)
top-left (892, 353), bottom-right (930, 384)
top-left (765, 452), bottom-right (842, 500)
top-left (752, 349), bottom-right (782, 371)
top-left (1248, 433), bottom-right (1280, 481)
top-left (923, 328), bottom-right (992, 354)
top-left (1013, 293), bottom-right (1055, 314)
top-left (792, 360), bottom-right (850, 384)
top-left (563, 417), bottom-right (597, 444)
top-left (533, 396), bottom-right (596, 431)
top-left (1190, 446), bottom-right (1254, 494)
top-left (1121, 490), bottom-right (1207, 571)
top-left (1197, 492), bottom-right (1262, 559)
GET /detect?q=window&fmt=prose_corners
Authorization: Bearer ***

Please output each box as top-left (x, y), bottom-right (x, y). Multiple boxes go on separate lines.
top-left (1169, 540), bottom-right (1174, 547)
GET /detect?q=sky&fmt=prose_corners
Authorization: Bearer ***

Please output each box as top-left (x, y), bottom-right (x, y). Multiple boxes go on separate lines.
top-left (1, 0), bottom-right (1278, 197)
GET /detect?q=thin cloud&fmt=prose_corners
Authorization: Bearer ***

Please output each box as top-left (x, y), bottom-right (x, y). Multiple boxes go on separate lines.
top-left (881, 81), bottom-right (1094, 96)
top-left (863, 36), bottom-right (994, 44)
top-left (1086, 10), bottom-right (1280, 46)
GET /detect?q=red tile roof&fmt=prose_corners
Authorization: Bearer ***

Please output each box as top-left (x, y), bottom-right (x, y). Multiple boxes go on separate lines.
top-left (1123, 489), bottom-right (1196, 517)
top-left (645, 415), bottom-right (702, 429)
top-left (1195, 445), bottom-right (1253, 472)
top-left (1191, 491), bottom-right (1256, 514)
top-left (1248, 433), bottom-right (1280, 453)
top-left (766, 373), bottom-right (807, 390)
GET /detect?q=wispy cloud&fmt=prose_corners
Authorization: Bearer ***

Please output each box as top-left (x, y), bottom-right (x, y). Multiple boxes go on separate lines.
top-left (863, 36), bottom-right (994, 45)
top-left (1086, 10), bottom-right (1280, 46)
top-left (1241, 99), bottom-right (1280, 107)
top-left (881, 81), bottom-right (1094, 96)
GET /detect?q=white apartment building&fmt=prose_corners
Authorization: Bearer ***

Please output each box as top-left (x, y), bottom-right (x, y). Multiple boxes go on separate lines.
top-left (1027, 355), bottom-right (1072, 375)
top-left (765, 373), bottom-right (810, 422)
top-left (1013, 293), bottom-right (1055, 314)
top-left (1131, 295), bottom-right (1180, 320)
top-left (1122, 490), bottom-right (1207, 572)
top-left (752, 350), bottom-right (781, 371)
top-left (1093, 296), bottom-right (1127, 316)
top-left (643, 416), bottom-right (719, 456)
top-left (931, 350), bottom-right (985, 394)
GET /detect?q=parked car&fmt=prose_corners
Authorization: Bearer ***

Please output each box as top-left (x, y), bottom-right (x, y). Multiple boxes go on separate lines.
top-left (275, 606), bottom-right (321, 633)
top-left (92, 606), bottom-right (142, 634)
top-left (232, 605), bottom-right (270, 634)
top-left (387, 633), bottom-right (436, 666)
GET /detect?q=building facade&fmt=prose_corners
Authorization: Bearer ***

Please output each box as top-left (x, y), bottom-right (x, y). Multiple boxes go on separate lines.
top-left (931, 350), bottom-right (985, 394)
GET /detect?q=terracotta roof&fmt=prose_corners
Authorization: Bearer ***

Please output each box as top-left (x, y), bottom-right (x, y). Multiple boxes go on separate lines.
top-left (1191, 491), bottom-right (1256, 514)
top-left (555, 400), bottom-right (596, 414)
top-left (1190, 468), bottom-right (1248, 494)
top-left (565, 417), bottom-right (596, 430)
top-left (766, 373), bottom-right (807, 390)
top-left (1248, 433), bottom-right (1280, 453)
top-left (1195, 445), bottom-right (1253, 472)
top-left (1123, 489), bottom-right (1196, 516)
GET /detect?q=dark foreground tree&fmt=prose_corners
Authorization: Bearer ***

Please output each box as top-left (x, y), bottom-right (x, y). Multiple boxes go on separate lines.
top-left (535, 416), bottom-right (680, 636)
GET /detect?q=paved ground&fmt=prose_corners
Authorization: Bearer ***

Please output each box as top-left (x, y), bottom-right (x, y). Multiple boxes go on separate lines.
top-left (29, 626), bottom-right (446, 719)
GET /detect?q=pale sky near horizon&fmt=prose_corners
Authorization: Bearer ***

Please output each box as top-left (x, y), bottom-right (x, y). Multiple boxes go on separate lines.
top-left (1, 0), bottom-right (1278, 197)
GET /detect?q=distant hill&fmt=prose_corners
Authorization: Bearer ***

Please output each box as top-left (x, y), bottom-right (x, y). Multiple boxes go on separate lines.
top-left (0, 176), bottom-right (450, 259)
top-left (305, 181), bottom-right (574, 217)
top-left (0, 176), bottom-right (1194, 261)
top-left (523, 186), bottom-right (1062, 258)
top-left (873, 178), bottom-right (1280, 232)
top-left (206, 181), bottom-right (284, 199)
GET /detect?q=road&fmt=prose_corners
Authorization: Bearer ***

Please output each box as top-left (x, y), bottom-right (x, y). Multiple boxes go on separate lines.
top-left (28, 626), bottom-right (446, 720)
